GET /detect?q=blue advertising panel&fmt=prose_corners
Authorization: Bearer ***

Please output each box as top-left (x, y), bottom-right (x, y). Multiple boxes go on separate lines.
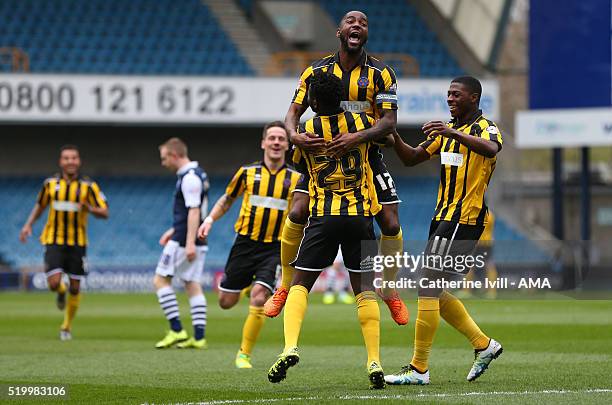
top-left (530, 0), bottom-right (612, 108)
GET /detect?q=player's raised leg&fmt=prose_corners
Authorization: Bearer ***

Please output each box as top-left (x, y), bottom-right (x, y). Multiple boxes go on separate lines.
top-left (46, 270), bottom-right (66, 311)
top-left (264, 192), bottom-right (309, 317)
top-left (377, 208), bottom-right (409, 325)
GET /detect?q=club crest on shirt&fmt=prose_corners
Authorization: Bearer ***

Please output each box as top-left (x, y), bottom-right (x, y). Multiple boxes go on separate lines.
top-left (357, 76), bottom-right (369, 88)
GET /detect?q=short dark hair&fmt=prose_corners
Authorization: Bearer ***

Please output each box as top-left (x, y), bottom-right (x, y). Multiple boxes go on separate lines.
top-left (262, 120), bottom-right (287, 139)
top-left (451, 76), bottom-right (482, 102)
top-left (309, 71), bottom-right (343, 112)
top-left (60, 144), bottom-right (79, 155)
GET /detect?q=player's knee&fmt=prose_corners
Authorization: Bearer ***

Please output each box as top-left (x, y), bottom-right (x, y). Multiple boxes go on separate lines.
top-left (69, 286), bottom-right (80, 295)
top-left (47, 280), bottom-right (60, 291)
top-left (288, 197), bottom-right (309, 224)
top-left (218, 294), bottom-right (237, 310)
top-left (379, 217), bottom-right (401, 236)
top-left (249, 287), bottom-right (269, 307)
top-left (152, 275), bottom-right (168, 290)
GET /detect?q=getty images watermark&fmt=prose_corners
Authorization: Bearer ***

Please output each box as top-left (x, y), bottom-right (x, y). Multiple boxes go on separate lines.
top-left (367, 249), bottom-right (553, 291)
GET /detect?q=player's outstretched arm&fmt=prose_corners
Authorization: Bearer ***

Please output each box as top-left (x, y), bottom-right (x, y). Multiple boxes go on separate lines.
top-left (19, 203), bottom-right (45, 243)
top-left (327, 109), bottom-right (397, 157)
top-left (159, 228), bottom-right (175, 246)
top-left (285, 103), bottom-right (326, 152)
top-left (197, 193), bottom-right (236, 240)
top-left (423, 121), bottom-right (500, 158)
top-left (393, 130), bottom-right (430, 167)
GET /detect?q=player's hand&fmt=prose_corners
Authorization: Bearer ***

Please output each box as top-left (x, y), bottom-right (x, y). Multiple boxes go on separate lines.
top-left (422, 121), bottom-right (454, 138)
top-left (197, 217), bottom-right (213, 240)
top-left (185, 243), bottom-right (197, 262)
top-left (19, 224), bottom-right (32, 243)
top-left (292, 132), bottom-right (326, 153)
top-left (159, 229), bottom-right (174, 246)
top-left (327, 132), bottom-right (359, 157)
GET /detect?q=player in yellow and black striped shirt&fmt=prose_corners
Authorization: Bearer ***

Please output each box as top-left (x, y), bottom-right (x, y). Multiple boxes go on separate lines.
top-left (386, 76), bottom-right (503, 387)
top-left (268, 72), bottom-right (385, 390)
top-left (266, 10), bottom-right (408, 328)
top-left (19, 144), bottom-right (108, 341)
top-left (197, 121), bottom-right (300, 369)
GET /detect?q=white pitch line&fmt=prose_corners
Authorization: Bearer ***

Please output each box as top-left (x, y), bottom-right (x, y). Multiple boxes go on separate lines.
top-left (182, 388), bottom-right (612, 405)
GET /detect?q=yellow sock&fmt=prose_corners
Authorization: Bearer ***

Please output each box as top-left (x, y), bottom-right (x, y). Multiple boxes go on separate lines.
top-left (56, 281), bottom-right (66, 294)
top-left (61, 293), bottom-right (81, 331)
top-left (410, 297), bottom-right (440, 372)
top-left (240, 306), bottom-right (265, 355)
top-left (280, 218), bottom-right (305, 290)
top-left (380, 228), bottom-right (403, 298)
top-left (283, 285), bottom-right (309, 352)
top-left (486, 264), bottom-right (498, 297)
top-left (439, 291), bottom-right (489, 350)
top-left (356, 291), bottom-right (380, 366)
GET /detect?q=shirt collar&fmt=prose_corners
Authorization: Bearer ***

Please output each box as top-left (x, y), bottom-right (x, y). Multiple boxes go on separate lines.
top-left (450, 109), bottom-right (483, 129)
top-left (333, 50), bottom-right (367, 71)
top-left (177, 161), bottom-right (198, 175)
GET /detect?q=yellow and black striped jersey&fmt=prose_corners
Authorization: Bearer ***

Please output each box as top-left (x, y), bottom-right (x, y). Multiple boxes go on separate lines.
top-left (37, 174), bottom-right (108, 246)
top-left (420, 111), bottom-right (503, 226)
top-left (226, 162), bottom-right (301, 243)
top-left (294, 111), bottom-right (380, 217)
top-left (292, 52), bottom-right (398, 118)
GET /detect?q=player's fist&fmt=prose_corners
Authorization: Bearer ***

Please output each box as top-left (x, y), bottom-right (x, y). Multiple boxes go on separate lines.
top-left (19, 224), bottom-right (32, 243)
top-left (198, 217), bottom-right (214, 240)
top-left (185, 243), bottom-right (197, 262)
top-left (159, 228), bottom-right (174, 246)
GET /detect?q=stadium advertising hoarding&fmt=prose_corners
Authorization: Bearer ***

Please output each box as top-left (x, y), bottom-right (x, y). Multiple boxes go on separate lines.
top-left (515, 107), bottom-right (612, 148)
top-left (0, 74), bottom-right (499, 125)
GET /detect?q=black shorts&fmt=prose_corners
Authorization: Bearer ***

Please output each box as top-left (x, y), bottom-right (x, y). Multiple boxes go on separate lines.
top-left (423, 220), bottom-right (484, 275)
top-left (369, 145), bottom-right (401, 205)
top-left (292, 216), bottom-right (377, 272)
top-left (219, 235), bottom-right (280, 293)
top-left (44, 244), bottom-right (87, 280)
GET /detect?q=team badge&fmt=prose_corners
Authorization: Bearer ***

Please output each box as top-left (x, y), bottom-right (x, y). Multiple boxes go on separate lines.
top-left (357, 76), bottom-right (369, 88)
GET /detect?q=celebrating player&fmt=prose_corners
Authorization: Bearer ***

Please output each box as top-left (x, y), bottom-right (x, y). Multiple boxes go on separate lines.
top-left (19, 144), bottom-right (109, 341)
top-left (385, 76), bottom-right (503, 385)
top-left (267, 72), bottom-right (385, 389)
top-left (198, 122), bottom-right (301, 369)
top-left (154, 138), bottom-right (210, 349)
top-left (264, 10), bottom-right (408, 325)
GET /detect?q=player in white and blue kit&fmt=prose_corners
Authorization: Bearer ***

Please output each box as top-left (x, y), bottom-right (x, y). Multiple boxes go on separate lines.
top-left (154, 137), bottom-right (210, 349)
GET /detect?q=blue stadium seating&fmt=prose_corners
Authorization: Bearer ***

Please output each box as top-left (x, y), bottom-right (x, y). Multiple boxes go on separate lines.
top-left (0, 176), bottom-right (548, 270)
top-left (0, 0), bottom-right (254, 75)
top-left (317, 0), bottom-right (463, 77)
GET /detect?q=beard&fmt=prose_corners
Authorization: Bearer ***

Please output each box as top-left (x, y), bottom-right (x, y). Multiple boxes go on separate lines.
top-left (339, 32), bottom-right (367, 54)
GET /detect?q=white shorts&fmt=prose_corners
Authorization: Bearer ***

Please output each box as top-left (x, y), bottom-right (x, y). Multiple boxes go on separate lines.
top-left (155, 240), bottom-right (208, 282)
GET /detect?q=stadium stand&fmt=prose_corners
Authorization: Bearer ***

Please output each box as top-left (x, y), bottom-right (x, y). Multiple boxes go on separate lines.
top-left (0, 0), bottom-right (254, 75)
top-left (1, 176), bottom-right (548, 270)
top-left (238, 0), bottom-right (463, 77)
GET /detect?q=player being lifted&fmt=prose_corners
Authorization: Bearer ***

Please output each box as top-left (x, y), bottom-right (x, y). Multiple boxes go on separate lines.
top-left (198, 122), bottom-right (301, 368)
top-left (19, 144), bottom-right (109, 341)
top-left (264, 10), bottom-right (408, 325)
top-left (385, 76), bottom-right (503, 385)
top-left (268, 72), bottom-right (386, 389)
top-left (154, 138), bottom-right (210, 350)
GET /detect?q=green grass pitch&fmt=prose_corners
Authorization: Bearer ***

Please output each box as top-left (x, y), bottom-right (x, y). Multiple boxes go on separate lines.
top-left (1, 292), bottom-right (611, 404)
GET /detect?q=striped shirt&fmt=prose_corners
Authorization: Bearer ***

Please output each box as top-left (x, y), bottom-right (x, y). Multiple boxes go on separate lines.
top-left (226, 162), bottom-right (301, 243)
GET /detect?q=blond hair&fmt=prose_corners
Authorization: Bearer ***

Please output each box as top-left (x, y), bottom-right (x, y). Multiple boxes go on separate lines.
top-left (159, 137), bottom-right (188, 157)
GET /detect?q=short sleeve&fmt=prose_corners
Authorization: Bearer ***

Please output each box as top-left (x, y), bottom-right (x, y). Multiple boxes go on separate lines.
top-left (36, 181), bottom-right (50, 208)
top-left (375, 66), bottom-right (398, 111)
top-left (477, 120), bottom-right (503, 149)
top-left (181, 171), bottom-right (203, 208)
top-left (419, 135), bottom-right (442, 158)
top-left (226, 167), bottom-right (246, 198)
top-left (291, 66), bottom-right (314, 106)
top-left (87, 182), bottom-right (108, 208)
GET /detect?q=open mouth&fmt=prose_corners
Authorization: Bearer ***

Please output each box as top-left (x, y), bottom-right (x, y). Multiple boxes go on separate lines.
top-left (449, 105), bottom-right (458, 114)
top-left (348, 31), bottom-right (361, 46)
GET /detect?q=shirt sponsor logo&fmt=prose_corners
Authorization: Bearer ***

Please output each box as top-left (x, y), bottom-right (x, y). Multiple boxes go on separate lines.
top-left (376, 93), bottom-right (398, 102)
top-left (340, 100), bottom-right (371, 113)
top-left (249, 195), bottom-right (288, 210)
top-left (440, 152), bottom-right (464, 167)
top-left (53, 201), bottom-right (80, 212)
